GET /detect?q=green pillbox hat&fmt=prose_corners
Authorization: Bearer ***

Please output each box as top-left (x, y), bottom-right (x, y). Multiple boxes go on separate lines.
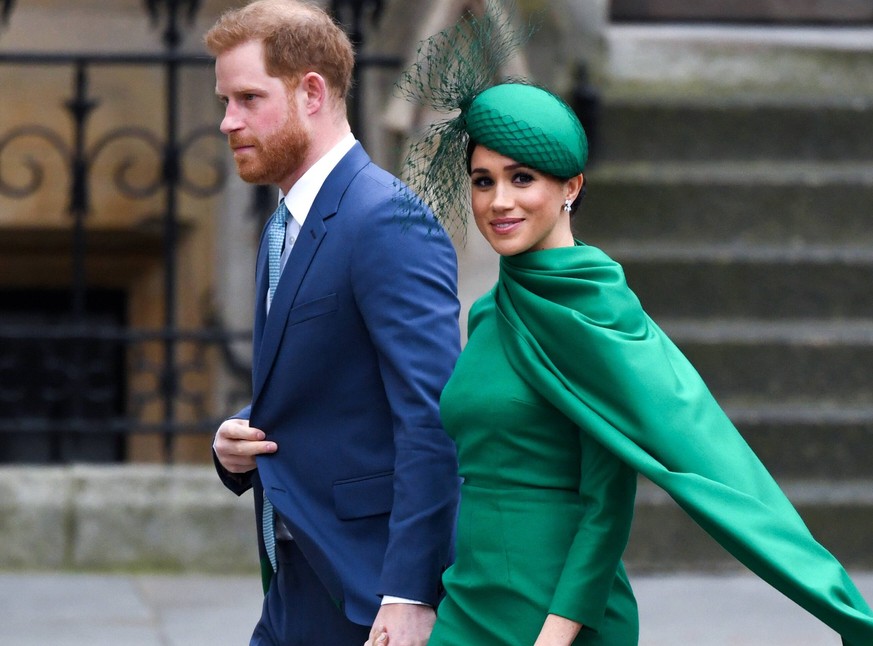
top-left (464, 83), bottom-right (588, 178)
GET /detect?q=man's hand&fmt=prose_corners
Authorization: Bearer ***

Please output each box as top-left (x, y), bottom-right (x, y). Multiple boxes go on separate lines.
top-left (366, 603), bottom-right (435, 646)
top-left (213, 418), bottom-right (277, 473)
top-left (363, 630), bottom-right (387, 646)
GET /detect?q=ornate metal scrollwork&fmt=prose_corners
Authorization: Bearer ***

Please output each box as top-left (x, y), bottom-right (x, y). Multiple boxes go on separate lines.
top-left (0, 120), bottom-right (227, 204)
top-left (88, 126), bottom-right (166, 200)
top-left (0, 0), bottom-right (392, 463)
top-left (0, 125), bottom-right (70, 198)
top-left (0, 0), bottom-right (238, 463)
top-left (145, 0), bottom-right (203, 48)
top-left (145, 0), bottom-right (202, 25)
top-left (177, 125), bottom-right (227, 198)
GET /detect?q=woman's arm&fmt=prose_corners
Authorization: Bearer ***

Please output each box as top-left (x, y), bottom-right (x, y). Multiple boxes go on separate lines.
top-left (546, 432), bottom-right (637, 631)
top-left (534, 614), bottom-right (583, 646)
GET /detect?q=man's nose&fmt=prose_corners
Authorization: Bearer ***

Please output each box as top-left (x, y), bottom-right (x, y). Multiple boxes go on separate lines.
top-left (220, 105), bottom-right (241, 135)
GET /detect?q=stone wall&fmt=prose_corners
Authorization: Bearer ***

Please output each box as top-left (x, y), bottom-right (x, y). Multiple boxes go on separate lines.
top-left (0, 465), bottom-right (256, 573)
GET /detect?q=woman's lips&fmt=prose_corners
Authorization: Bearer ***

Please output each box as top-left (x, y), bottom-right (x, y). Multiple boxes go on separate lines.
top-left (490, 218), bottom-right (523, 234)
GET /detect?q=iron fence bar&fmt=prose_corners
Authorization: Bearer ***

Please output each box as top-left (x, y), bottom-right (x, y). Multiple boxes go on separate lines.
top-left (0, 51), bottom-right (399, 67)
top-left (66, 62), bottom-right (97, 300)
top-left (0, 2), bottom-right (231, 463)
top-left (0, 324), bottom-right (251, 342)
top-left (0, 417), bottom-right (231, 435)
top-left (0, 0), bottom-right (14, 25)
top-left (0, 52), bottom-right (213, 65)
top-left (161, 37), bottom-right (181, 463)
top-left (64, 61), bottom-right (96, 462)
top-left (0, 418), bottom-right (218, 437)
top-left (0, 323), bottom-right (250, 442)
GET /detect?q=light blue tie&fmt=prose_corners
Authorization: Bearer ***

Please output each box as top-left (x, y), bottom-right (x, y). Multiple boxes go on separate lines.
top-left (268, 200), bottom-right (289, 303)
top-left (263, 200), bottom-right (288, 572)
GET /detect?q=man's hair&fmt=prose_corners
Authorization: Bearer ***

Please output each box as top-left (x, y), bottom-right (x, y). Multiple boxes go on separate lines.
top-left (204, 0), bottom-right (354, 101)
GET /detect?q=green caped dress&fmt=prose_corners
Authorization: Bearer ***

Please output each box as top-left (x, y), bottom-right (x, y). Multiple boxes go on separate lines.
top-left (431, 242), bottom-right (873, 646)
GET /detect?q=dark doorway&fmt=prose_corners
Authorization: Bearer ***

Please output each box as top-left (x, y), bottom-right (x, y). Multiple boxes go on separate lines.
top-left (0, 289), bottom-right (127, 463)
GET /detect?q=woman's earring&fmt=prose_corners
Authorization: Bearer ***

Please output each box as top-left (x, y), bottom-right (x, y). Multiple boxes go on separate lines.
top-left (562, 199), bottom-right (573, 213)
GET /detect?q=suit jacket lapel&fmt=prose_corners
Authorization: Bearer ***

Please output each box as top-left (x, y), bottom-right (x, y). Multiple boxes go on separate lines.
top-left (252, 215), bottom-right (326, 399)
top-left (252, 227), bottom-right (269, 367)
top-left (251, 143), bottom-right (371, 406)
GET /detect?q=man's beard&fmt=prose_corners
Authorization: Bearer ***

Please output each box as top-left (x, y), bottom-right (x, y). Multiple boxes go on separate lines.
top-left (229, 111), bottom-right (310, 186)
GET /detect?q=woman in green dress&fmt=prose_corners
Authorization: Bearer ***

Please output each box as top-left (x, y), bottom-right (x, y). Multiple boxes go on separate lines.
top-left (427, 84), bottom-right (640, 645)
top-left (371, 77), bottom-right (873, 646)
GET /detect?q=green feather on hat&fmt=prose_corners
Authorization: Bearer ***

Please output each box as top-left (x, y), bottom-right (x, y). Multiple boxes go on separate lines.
top-left (394, 1), bottom-right (588, 237)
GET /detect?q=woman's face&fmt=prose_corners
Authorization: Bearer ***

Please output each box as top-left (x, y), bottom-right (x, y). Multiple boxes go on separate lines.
top-left (469, 145), bottom-right (581, 256)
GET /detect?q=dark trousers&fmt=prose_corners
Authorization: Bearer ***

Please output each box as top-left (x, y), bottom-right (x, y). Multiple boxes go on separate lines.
top-left (250, 540), bottom-right (370, 646)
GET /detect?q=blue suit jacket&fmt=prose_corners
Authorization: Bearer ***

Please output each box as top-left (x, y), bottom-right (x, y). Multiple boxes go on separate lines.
top-left (217, 143), bottom-right (461, 625)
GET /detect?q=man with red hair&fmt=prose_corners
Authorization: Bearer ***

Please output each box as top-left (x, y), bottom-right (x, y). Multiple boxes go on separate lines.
top-left (205, 2), bottom-right (461, 644)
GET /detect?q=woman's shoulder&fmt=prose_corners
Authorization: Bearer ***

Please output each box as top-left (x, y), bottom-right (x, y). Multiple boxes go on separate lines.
top-left (467, 288), bottom-right (497, 333)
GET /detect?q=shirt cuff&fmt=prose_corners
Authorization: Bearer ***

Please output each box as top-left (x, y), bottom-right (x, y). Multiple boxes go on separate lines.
top-left (381, 596), bottom-right (428, 606)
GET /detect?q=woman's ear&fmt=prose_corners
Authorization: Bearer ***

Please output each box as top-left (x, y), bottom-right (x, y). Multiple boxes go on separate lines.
top-left (565, 173), bottom-right (584, 203)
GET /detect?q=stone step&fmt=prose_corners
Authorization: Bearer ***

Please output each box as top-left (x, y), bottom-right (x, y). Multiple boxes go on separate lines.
top-left (606, 243), bottom-right (873, 319)
top-left (724, 402), bottom-right (873, 480)
top-left (595, 24), bottom-right (873, 574)
top-left (661, 318), bottom-right (873, 401)
top-left (596, 26), bottom-right (873, 163)
top-left (625, 478), bottom-right (873, 572)
top-left (602, 25), bottom-right (873, 100)
top-left (581, 162), bottom-right (873, 246)
top-left (595, 97), bottom-right (873, 163)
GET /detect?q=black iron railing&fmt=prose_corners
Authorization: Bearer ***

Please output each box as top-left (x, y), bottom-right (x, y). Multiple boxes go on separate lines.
top-left (0, 0), bottom-right (400, 463)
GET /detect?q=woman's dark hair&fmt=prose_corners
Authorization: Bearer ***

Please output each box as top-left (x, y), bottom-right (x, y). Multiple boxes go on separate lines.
top-left (466, 138), bottom-right (587, 215)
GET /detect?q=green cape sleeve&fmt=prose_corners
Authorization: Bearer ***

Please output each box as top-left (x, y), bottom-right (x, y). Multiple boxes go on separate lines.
top-left (494, 244), bottom-right (873, 645)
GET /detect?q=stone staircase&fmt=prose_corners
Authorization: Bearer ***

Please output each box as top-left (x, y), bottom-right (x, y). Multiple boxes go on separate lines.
top-left (582, 25), bottom-right (873, 572)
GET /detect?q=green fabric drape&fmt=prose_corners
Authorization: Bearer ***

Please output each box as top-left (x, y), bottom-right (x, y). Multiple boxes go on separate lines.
top-left (494, 243), bottom-right (873, 646)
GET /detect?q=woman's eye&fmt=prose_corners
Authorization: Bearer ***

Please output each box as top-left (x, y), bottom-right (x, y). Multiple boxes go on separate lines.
top-left (472, 176), bottom-right (493, 188)
top-left (513, 172), bottom-right (534, 184)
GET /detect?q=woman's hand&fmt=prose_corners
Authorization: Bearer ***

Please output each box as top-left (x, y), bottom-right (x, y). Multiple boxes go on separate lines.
top-left (367, 603), bottom-right (435, 646)
top-left (532, 613), bottom-right (583, 646)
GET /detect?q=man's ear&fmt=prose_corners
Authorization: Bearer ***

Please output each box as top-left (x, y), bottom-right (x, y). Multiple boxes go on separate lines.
top-left (298, 71), bottom-right (327, 115)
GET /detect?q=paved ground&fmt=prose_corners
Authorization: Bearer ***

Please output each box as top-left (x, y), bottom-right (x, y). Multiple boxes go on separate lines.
top-left (1, 570), bottom-right (871, 645)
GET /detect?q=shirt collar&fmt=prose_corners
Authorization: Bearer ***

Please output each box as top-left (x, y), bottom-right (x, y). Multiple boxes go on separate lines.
top-left (279, 132), bottom-right (356, 227)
